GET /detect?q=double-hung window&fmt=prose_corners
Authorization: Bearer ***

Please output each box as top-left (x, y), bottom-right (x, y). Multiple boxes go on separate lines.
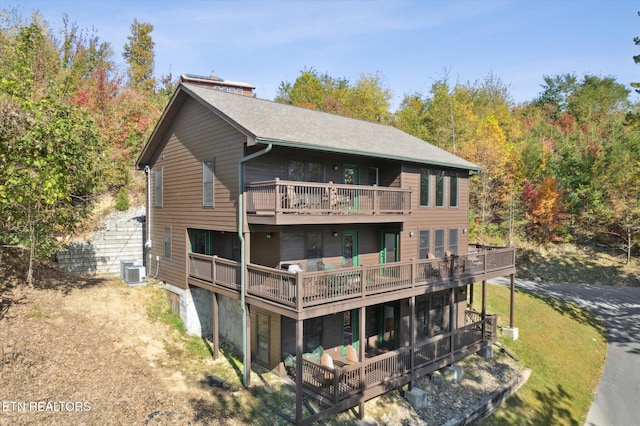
top-left (435, 170), bottom-right (445, 207)
top-left (164, 227), bottom-right (172, 259)
top-left (448, 229), bottom-right (459, 255)
top-left (203, 159), bottom-right (214, 206)
top-left (449, 171), bottom-right (459, 207)
top-left (434, 229), bottom-right (445, 257)
top-left (419, 230), bottom-right (431, 259)
top-left (419, 168), bottom-right (431, 206)
top-left (154, 168), bottom-right (163, 207)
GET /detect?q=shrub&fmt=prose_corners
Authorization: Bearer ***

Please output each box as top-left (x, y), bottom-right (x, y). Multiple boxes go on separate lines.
top-left (115, 187), bottom-right (130, 211)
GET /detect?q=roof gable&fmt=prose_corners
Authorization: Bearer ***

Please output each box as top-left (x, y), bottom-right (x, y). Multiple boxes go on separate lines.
top-left (137, 83), bottom-right (480, 172)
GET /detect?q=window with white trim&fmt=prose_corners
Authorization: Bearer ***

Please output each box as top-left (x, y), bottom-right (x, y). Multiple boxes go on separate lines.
top-left (164, 227), bottom-right (171, 259)
top-left (449, 171), bottom-right (459, 207)
top-left (419, 168), bottom-right (431, 207)
top-left (435, 170), bottom-right (445, 207)
top-left (203, 159), bottom-right (214, 206)
top-left (154, 168), bottom-right (163, 207)
top-left (434, 229), bottom-right (445, 257)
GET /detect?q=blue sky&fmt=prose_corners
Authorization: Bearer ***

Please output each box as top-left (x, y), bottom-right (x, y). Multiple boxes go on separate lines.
top-left (10, 0), bottom-right (640, 109)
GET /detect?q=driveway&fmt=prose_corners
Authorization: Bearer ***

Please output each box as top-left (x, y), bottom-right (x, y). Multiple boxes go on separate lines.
top-left (490, 278), bottom-right (640, 426)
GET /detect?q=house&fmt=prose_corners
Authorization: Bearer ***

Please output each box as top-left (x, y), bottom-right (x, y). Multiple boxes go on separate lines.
top-left (135, 82), bottom-right (517, 425)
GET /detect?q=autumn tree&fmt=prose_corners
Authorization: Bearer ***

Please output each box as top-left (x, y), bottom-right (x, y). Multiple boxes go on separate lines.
top-left (123, 19), bottom-right (155, 94)
top-left (275, 69), bottom-right (391, 123)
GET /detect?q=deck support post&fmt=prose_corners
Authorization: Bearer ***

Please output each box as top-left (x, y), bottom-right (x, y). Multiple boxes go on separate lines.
top-left (212, 292), bottom-right (219, 359)
top-left (296, 318), bottom-right (303, 424)
top-left (481, 280), bottom-right (487, 339)
top-left (469, 283), bottom-right (474, 308)
top-left (408, 295), bottom-right (415, 391)
top-left (509, 274), bottom-right (515, 328)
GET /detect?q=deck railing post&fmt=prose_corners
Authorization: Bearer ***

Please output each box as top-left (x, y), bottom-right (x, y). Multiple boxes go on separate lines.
top-left (296, 271), bottom-right (303, 311)
top-left (212, 255), bottom-right (217, 285)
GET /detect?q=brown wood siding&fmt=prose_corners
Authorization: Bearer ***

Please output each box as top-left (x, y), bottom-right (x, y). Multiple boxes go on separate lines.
top-left (245, 146), bottom-right (402, 187)
top-left (147, 97), bottom-right (245, 288)
top-left (399, 165), bottom-right (470, 262)
top-left (277, 225), bottom-right (398, 270)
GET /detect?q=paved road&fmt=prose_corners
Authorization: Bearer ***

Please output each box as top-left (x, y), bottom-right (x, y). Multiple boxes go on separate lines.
top-left (490, 277), bottom-right (640, 426)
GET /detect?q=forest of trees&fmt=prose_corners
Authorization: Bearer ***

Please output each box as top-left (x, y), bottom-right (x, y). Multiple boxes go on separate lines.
top-left (1, 10), bottom-right (639, 282)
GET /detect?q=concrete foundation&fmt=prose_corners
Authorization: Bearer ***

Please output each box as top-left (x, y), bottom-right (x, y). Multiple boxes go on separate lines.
top-left (444, 364), bottom-right (463, 383)
top-left (480, 344), bottom-right (494, 359)
top-left (502, 327), bottom-right (519, 340)
top-left (405, 387), bottom-right (428, 410)
top-left (163, 283), bottom-right (243, 348)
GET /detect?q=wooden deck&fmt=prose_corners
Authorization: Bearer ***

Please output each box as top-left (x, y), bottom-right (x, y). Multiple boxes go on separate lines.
top-left (245, 179), bottom-right (412, 224)
top-left (187, 245), bottom-right (516, 317)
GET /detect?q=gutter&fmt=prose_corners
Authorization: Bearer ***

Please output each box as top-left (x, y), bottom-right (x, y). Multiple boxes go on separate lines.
top-left (238, 140), bottom-right (273, 387)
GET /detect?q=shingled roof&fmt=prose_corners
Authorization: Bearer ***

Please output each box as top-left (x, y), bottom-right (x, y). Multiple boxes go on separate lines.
top-left (137, 82), bottom-right (480, 172)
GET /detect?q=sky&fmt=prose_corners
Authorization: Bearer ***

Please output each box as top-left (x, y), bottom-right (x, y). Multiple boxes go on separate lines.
top-left (9, 0), bottom-right (640, 109)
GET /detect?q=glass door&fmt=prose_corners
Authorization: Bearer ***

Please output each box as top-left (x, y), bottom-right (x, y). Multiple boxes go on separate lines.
top-left (342, 309), bottom-right (360, 353)
top-left (380, 230), bottom-right (399, 276)
top-left (379, 303), bottom-right (398, 349)
top-left (342, 230), bottom-right (359, 267)
top-left (344, 164), bottom-right (359, 209)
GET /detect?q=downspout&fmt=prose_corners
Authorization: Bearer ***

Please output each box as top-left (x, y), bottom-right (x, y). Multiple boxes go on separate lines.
top-left (144, 165), bottom-right (152, 251)
top-left (238, 141), bottom-right (273, 387)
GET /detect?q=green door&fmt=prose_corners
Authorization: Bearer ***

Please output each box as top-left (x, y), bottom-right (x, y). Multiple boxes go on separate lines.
top-left (380, 230), bottom-right (399, 264)
top-left (342, 230), bottom-right (359, 267)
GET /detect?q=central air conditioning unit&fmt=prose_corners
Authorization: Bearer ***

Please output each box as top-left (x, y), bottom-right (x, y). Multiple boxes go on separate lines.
top-left (120, 260), bottom-right (138, 279)
top-left (124, 265), bottom-right (146, 285)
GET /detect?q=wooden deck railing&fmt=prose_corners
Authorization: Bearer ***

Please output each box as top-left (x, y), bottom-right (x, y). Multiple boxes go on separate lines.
top-left (187, 246), bottom-right (516, 311)
top-left (245, 179), bottom-right (412, 216)
top-left (300, 315), bottom-right (497, 403)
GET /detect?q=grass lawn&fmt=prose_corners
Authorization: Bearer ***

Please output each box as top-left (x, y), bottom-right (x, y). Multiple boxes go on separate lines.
top-left (479, 283), bottom-right (608, 426)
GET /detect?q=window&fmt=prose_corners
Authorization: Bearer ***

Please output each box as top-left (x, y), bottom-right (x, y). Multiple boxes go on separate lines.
top-left (154, 168), bottom-right (163, 207)
top-left (164, 227), bottom-right (171, 259)
top-left (449, 229), bottom-right (458, 255)
top-left (435, 170), bottom-right (445, 207)
top-left (306, 231), bottom-right (323, 258)
top-left (419, 168), bottom-right (431, 206)
top-left (434, 229), bottom-right (445, 257)
top-left (256, 312), bottom-right (270, 364)
top-left (419, 230), bottom-right (431, 259)
top-left (449, 171), bottom-right (459, 207)
top-left (202, 159), bottom-right (214, 206)
top-left (288, 160), bottom-right (323, 182)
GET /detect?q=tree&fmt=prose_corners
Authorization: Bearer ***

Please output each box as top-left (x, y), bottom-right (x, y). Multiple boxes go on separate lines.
top-left (122, 19), bottom-right (155, 94)
top-left (275, 69), bottom-right (391, 122)
top-left (0, 96), bottom-right (101, 285)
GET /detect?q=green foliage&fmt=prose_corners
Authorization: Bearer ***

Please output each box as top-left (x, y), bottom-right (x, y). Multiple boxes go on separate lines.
top-left (122, 19), bottom-right (155, 94)
top-left (482, 283), bottom-right (606, 425)
top-left (0, 10), bottom-right (166, 282)
top-left (115, 187), bottom-right (130, 211)
top-left (275, 68), bottom-right (391, 123)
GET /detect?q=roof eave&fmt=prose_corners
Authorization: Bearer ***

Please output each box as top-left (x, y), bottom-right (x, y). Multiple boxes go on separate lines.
top-left (254, 137), bottom-right (482, 172)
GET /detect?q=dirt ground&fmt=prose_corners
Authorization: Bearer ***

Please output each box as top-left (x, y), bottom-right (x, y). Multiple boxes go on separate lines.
top-left (0, 249), bottom-right (260, 426)
top-left (0, 249), bottom-right (522, 425)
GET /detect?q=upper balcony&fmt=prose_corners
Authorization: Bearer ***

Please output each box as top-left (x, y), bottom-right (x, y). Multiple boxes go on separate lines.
top-left (245, 179), bottom-right (412, 225)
